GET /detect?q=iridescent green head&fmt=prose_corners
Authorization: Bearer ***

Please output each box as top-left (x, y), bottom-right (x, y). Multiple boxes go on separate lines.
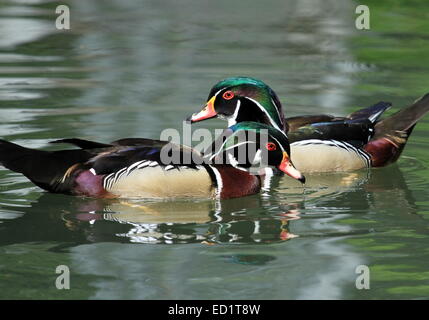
top-left (208, 121), bottom-right (305, 183)
top-left (187, 77), bottom-right (286, 132)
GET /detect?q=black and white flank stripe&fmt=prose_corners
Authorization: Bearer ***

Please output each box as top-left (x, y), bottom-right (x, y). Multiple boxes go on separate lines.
top-left (291, 139), bottom-right (371, 167)
top-left (102, 160), bottom-right (156, 190)
top-left (101, 160), bottom-right (201, 190)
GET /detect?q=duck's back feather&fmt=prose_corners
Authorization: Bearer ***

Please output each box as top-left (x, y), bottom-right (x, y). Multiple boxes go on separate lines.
top-left (287, 101), bottom-right (391, 147)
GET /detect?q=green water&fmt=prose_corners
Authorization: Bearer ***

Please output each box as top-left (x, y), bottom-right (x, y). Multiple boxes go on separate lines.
top-left (1, 0), bottom-right (429, 299)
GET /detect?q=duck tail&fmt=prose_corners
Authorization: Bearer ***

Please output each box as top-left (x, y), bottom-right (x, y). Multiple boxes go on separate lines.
top-left (364, 93), bottom-right (429, 167)
top-left (0, 139), bottom-right (92, 193)
top-left (347, 101), bottom-right (392, 123)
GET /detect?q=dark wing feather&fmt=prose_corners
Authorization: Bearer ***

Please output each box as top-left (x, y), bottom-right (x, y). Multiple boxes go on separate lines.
top-left (287, 102), bottom-right (392, 146)
top-left (50, 138), bottom-right (112, 149)
top-left (347, 101), bottom-right (391, 122)
top-left (87, 142), bottom-right (205, 175)
top-left (110, 138), bottom-right (165, 146)
top-left (285, 114), bottom-right (339, 132)
top-left (49, 137), bottom-right (170, 149)
top-left (0, 137), bottom-right (207, 194)
top-left (288, 119), bottom-right (373, 147)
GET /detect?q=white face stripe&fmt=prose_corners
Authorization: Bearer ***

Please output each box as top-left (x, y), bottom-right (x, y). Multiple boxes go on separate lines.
top-left (271, 97), bottom-right (283, 126)
top-left (213, 88), bottom-right (223, 98)
top-left (223, 140), bottom-right (256, 152)
top-left (227, 118), bottom-right (236, 127)
top-left (209, 140), bottom-right (257, 162)
top-left (252, 149), bottom-right (262, 165)
top-left (244, 97), bottom-right (282, 132)
top-left (213, 87), bottom-right (240, 126)
top-left (228, 99), bottom-right (241, 127)
top-left (270, 135), bottom-right (286, 154)
top-left (213, 86), bottom-right (285, 133)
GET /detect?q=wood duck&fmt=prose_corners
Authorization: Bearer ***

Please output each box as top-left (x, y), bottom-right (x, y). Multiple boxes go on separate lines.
top-left (0, 122), bottom-right (304, 200)
top-left (187, 77), bottom-right (429, 172)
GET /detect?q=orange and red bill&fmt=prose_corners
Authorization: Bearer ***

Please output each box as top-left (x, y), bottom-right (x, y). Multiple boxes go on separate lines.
top-left (187, 96), bottom-right (217, 122)
top-left (278, 152), bottom-right (305, 184)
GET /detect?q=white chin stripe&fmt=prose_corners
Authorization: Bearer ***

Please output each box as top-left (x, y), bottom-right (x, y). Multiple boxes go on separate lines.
top-left (227, 118), bottom-right (237, 127)
top-left (227, 100), bottom-right (241, 127)
top-left (252, 149), bottom-right (262, 165)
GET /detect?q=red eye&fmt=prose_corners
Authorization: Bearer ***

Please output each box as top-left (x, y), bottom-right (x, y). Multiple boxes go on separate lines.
top-left (222, 90), bottom-right (234, 100)
top-left (266, 142), bottom-right (277, 151)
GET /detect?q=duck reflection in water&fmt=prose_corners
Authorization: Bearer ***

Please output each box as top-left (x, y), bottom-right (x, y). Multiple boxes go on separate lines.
top-left (0, 163), bottom-right (419, 249)
top-left (71, 194), bottom-right (299, 245)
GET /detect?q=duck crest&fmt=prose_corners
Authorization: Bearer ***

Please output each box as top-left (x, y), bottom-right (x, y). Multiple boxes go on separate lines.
top-left (211, 77), bottom-right (286, 131)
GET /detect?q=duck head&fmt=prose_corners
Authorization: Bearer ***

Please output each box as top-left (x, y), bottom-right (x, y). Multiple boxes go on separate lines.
top-left (208, 121), bottom-right (305, 183)
top-left (187, 77), bottom-right (287, 132)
